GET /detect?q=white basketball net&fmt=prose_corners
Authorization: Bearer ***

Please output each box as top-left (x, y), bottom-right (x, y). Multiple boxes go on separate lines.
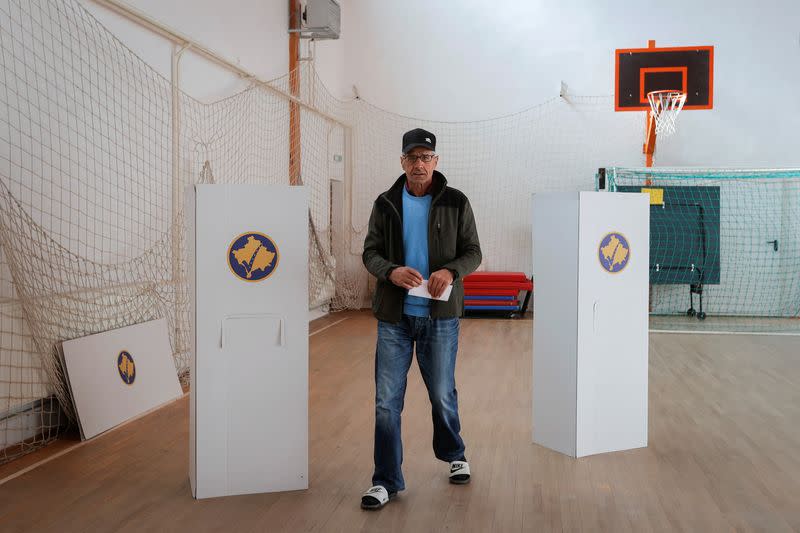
top-left (647, 90), bottom-right (687, 136)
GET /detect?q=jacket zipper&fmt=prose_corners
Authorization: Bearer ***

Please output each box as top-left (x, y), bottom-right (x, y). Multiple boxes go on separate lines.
top-left (381, 194), bottom-right (403, 222)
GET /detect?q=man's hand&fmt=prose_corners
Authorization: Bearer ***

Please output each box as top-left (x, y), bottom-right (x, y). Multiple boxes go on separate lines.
top-left (428, 269), bottom-right (454, 299)
top-left (389, 266), bottom-right (424, 290)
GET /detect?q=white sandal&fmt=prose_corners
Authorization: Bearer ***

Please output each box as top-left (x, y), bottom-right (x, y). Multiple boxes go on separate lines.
top-left (361, 485), bottom-right (395, 509)
top-left (449, 460), bottom-right (471, 484)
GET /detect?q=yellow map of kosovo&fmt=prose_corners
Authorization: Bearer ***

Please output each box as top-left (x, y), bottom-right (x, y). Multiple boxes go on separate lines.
top-left (118, 356), bottom-right (134, 380)
top-left (601, 236), bottom-right (628, 269)
top-left (232, 236), bottom-right (275, 278)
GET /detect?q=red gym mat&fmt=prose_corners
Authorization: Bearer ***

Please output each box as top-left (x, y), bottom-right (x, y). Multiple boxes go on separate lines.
top-left (463, 281), bottom-right (533, 291)
top-left (464, 272), bottom-right (529, 283)
top-left (464, 289), bottom-right (520, 297)
top-left (465, 300), bottom-right (520, 307)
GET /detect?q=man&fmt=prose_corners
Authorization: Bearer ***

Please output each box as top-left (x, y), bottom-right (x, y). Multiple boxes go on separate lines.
top-left (360, 128), bottom-right (482, 510)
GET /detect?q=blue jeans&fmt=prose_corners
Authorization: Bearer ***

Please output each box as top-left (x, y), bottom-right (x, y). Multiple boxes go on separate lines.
top-left (372, 315), bottom-right (465, 493)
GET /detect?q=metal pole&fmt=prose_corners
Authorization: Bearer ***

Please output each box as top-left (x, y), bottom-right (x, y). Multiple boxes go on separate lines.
top-left (171, 43), bottom-right (189, 344)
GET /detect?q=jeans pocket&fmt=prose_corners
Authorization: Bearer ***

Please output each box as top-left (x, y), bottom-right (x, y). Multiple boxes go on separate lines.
top-left (438, 317), bottom-right (460, 333)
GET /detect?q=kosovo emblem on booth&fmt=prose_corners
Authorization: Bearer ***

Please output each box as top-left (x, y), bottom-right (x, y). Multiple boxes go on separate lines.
top-left (598, 232), bottom-right (630, 273)
top-left (117, 350), bottom-right (136, 385)
top-left (228, 232), bottom-right (279, 282)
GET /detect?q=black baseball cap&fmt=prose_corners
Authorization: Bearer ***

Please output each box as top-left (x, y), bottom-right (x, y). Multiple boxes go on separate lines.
top-left (402, 128), bottom-right (436, 154)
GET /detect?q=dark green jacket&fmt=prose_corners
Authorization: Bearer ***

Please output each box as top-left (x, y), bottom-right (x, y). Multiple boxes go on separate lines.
top-left (362, 171), bottom-right (482, 323)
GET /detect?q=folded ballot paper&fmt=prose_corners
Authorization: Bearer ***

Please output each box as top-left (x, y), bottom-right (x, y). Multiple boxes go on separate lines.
top-left (408, 280), bottom-right (453, 302)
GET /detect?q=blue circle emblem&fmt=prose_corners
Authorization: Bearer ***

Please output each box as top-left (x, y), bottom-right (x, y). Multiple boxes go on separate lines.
top-left (598, 232), bottom-right (631, 273)
top-left (117, 350), bottom-right (135, 385)
top-left (227, 232), bottom-right (280, 282)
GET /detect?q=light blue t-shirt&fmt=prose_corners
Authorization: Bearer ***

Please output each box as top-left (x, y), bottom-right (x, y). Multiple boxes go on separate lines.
top-left (402, 185), bottom-right (432, 317)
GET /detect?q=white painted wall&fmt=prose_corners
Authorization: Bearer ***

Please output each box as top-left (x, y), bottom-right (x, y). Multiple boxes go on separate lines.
top-left (80, 0), bottom-right (291, 102)
top-left (324, 0), bottom-right (800, 167)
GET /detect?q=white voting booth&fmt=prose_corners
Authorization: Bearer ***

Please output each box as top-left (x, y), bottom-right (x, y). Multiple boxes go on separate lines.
top-left (531, 191), bottom-right (649, 457)
top-left (186, 184), bottom-right (309, 499)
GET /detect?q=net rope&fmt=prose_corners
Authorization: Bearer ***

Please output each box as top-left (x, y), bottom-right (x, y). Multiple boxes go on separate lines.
top-left (1, 0), bottom-right (645, 462)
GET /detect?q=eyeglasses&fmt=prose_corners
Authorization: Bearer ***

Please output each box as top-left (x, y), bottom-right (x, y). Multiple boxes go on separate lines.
top-left (402, 153), bottom-right (437, 164)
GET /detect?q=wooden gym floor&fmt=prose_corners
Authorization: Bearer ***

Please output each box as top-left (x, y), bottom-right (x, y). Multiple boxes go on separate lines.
top-left (0, 310), bottom-right (798, 532)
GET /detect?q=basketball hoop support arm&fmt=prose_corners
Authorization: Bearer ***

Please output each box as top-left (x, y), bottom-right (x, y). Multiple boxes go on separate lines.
top-left (644, 109), bottom-right (657, 167)
top-left (642, 39), bottom-right (657, 167)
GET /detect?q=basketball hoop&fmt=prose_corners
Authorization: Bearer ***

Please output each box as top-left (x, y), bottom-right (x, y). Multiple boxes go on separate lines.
top-left (647, 90), bottom-right (687, 136)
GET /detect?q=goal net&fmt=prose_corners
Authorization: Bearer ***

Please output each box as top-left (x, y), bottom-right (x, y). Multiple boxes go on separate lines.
top-left (605, 167), bottom-right (800, 332)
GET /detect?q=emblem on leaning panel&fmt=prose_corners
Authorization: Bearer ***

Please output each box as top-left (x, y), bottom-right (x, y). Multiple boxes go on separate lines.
top-left (598, 232), bottom-right (630, 273)
top-left (117, 350), bottom-right (136, 385)
top-left (227, 232), bottom-right (280, 282)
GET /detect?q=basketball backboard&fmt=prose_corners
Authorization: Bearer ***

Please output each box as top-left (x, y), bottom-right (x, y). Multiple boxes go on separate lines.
top-left (615, 44), bottom-right (714, 111)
